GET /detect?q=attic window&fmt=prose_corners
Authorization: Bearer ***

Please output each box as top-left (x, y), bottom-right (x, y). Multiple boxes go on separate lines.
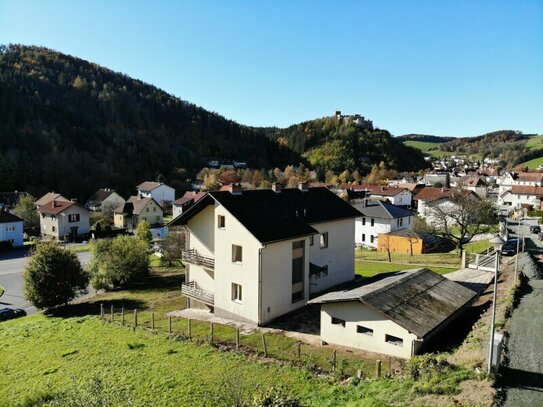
top-left (357, 325), bottom-right (374, 336)
top-left (385, 334), bottom-right (403, 347)
top-left (331, 317), bottom-right (345, 327)
top-left (218, 215), bottom-right (225, 229)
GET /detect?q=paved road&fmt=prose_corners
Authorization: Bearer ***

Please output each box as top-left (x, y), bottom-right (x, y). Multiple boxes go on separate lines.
top-left (0, 250), bottom-right (91, 314)
top-left (500, 217), bottom-right (543, 406)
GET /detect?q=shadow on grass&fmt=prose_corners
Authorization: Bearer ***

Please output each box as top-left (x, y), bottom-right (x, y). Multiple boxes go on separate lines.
top-left (46, 298), bottom-right (147, 318)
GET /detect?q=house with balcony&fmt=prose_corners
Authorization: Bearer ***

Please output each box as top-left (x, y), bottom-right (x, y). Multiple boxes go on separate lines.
top-left (170, 182), bottom-right (361, 326)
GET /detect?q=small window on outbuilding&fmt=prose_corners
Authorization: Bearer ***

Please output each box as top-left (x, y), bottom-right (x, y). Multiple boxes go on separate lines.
top-left (357, 325), bottom-right (374, 336)
top-left (331, 317), bottom-right (345, 327)
top-left (218, 215), bottom-right (226, 229)
top-left (385, 334), bottom-right (403, 347)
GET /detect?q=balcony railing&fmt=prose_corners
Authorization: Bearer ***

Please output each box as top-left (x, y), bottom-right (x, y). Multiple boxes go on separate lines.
top-left (182, 249), bottom-right (215, 270)
top-left (181, 281), bottom-right (214, 305)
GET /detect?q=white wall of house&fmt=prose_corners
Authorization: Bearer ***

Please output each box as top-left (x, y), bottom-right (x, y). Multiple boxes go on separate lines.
top-left (507, 193), bottom-right (541, 209)
top-left (466, 186), bottom-right (487, 198)
top-left (0, 220), bottom-right (23, 246)
top-left (135, 200), bottom-right (164, 227)
top-left (319, 301), bottom-right (419, 359)
top-left (140, 185), bottom-right (175, 206)
top-left (417, 199), bottom-right (457, 227)
top-left (172, 204), bottom-right (183, 220)
top-left (353, 213), bottom-right (411, 248)
top-left (100, 193), bottom-right (125, 213)
top-left (40, 205), bottom-right (90, 240)
top-left (308, 219), bottom-right (356, 293)
top-left (384, 190), bottom-right (412, 207)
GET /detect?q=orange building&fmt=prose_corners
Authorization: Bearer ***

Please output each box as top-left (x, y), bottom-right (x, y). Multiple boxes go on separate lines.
top-left (378, 229), bottom-right (425, 255)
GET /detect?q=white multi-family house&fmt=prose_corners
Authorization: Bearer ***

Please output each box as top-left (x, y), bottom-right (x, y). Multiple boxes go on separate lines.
top-left (351, 199), bottom-right (414, 249)
top-left (414, 187), bottom-right (479, 227)
top-left (37, 200), bottom-right (90, 241)
top-left (172, 191), bottom-right (206, 220)
top-left (345, 185), bottom-right (412, 207)
top-left (85, 188), bottom-right (125, 213)
top-left (500, 186), bottom-right (543, 210)
top-left (498, 172), bottom-right (543, 205)
top-left (170, 183), bottom-right (361, 326)
top-left (0, 210), bottom-right (24, 247)
top-left (137, 182), bottom-right (175, 208)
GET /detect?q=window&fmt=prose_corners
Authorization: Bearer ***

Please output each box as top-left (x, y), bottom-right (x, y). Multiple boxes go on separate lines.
top-left (153, 207), bottom-right (156, 212)
top-left (331, 317), bottom-right (345, 327)
top-left (5, 226), bottom-right (15, 232)
top-left (52, 226), bottom-right (56, 232)
top-left (357, 325), bottom-right (374, 336)
top-left (385, 334), bottom-right (403, 347)
top-left (231, 283), bottom-right (242, 302)
top-left (397, 218), bottom-right (403, 227)
top-left (362, 217), bottom-right (366, 226)
top-left (218, 215), bottom-right (226, 229)
top-left (309, 235), bottom-right (314, 246)
top-left (320, 232), bottom-right (328, 249)
top-left (370, 235), bottom-right (374, 243)
top-left (292, 240), bottom-right (305, 303)
top-left (156, 216), bottom-right (160, 221)
top-left (362, 233), bottom-right (365, 242)
top-left (146, 207), bottom-right (149, 212)
top-left (232, 245), bottom-right (243, 263)
top-left (68, 214), bottom-right (80, 223)
top-left (371, 218), bottom-right (375, 227)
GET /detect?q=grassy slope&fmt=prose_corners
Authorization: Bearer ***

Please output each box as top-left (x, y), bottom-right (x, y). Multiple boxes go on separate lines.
top-left (518, 135), bottom-right (543, 168)
top-left (403, 140), bottom-right (443, 152)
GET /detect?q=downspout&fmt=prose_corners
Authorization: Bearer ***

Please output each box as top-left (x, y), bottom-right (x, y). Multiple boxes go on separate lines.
top-left (258, 246), bottom-right (264, 326)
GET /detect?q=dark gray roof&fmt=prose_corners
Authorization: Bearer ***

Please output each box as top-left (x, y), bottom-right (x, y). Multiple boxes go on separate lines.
top-left (308, 268), bottom-right (477, 338)
top-left (0, 211), bottom-right (23, 224)
top-left (170, 187), bottom-right (361, 244)
top-left (86, 189), bottom-right (115, 204)
top-left (356, 200), bottom-right (413, 219)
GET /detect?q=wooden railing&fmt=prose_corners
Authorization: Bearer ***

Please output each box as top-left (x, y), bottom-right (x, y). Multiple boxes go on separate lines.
top-left (181, 281), bottom-right (214, 305)
top-left (182, 249), bottom-right (215, 270)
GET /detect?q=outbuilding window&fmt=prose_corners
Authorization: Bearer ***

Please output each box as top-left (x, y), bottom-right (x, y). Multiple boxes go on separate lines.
top-left (231, 283), bottom-right (242, 302)
top-left (218, 215), bottom-right (225, 229)
top-left (357, 325), bottom-right (374, 336)
top-left (385, 334), bottom-right (403, 347)
top-left (331, 317), bottom-right (345, 327)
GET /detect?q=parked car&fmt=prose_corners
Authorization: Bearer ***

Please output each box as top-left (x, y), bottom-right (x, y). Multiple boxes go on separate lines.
top-left (501, 239), bottom-right (521, 256)
top-left (530, 225), bottom-right (541, 234)
top-left (0, 308), bottom-right (27, 322)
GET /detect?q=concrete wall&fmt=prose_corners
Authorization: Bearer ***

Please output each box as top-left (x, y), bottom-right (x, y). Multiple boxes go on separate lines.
top-left (309, 219), bottom-right (356, 293)
top-left (0, 220), bottom-right (24, 246)
top-left (320, 301), bottom-right (418, 359)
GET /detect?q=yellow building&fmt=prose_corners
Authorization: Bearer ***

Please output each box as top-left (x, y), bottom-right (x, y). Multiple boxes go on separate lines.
top-left (113, 196), bottom-right (163, 231)
top-left (378, 229), bottom-right (425, 255)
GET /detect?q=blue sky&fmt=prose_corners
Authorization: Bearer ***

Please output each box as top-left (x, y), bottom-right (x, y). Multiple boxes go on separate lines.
top-left (1, 0), bottom-right (542, 136)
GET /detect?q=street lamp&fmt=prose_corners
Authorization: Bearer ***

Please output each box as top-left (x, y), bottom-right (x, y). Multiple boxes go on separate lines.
top-left (488, 235), bottom-right (505, 374)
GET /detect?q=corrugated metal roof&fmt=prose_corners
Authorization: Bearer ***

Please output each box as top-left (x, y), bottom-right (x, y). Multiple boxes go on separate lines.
top-left (308, 268), bottom-right (477, 338)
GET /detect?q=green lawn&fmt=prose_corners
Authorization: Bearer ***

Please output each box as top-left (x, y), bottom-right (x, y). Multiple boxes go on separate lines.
top-left (519, 155), bottom-right (543, 170)
top-left (403, 140), bottom-right (443, 152)
top-left (356, 261), bottom-right (454, 277)
top-left (525, 134), bottom-right (543, 150)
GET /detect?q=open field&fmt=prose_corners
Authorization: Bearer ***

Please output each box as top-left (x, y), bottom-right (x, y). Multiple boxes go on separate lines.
top-left (403, 140), bottom-right (443, 152)
top-left (519, 155), bottom-right (543, 170)
top-left (525, 135), bottom-right (543, 150)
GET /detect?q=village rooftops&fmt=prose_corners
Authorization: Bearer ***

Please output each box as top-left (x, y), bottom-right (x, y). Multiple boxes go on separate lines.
top-left (517, 172), bottom-right (543, 183)
top-left (170, 187), bottom-right (361, 244)
top-left (35, 192), bottom-right (70, 207)
top-left (37, 200), bottom-right (78, 215)
top-left (356, 200), bottom-right (413, 220)
top-left (86, 188), bottom-right (116, 203)
top-left (137, 181), bottom-right (166, 192)
top-left (173, 191), bottom-right (206, 206)
top-left (344, 184), bottom-right (408, 197)
top-left (115, 196), bottom-right (161, 215)
top-left (0, 210), bottom-right (23, 223)
top-left (308, 268), bottom-right (477, 338)
top-left (509, 185), bottom-right (543, 197)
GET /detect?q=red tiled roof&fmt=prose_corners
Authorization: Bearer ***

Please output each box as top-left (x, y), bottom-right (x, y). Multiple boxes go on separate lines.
top-left (137, 181), bottom-right (162, 192)
top-left (173, 191), bottom-right (206, 205)
top-left (345, 184), bottom-right (408, 197)
top-left (35, 192), bottom-right (69, 207)
top-left (38, 200), bottom-right (76, 215)
top-left (510, 186), bottom-right (543, 197)
top-left (414, 187), bottom-right (455, 202)
top-left (517, 172), bottom-right (543, 182)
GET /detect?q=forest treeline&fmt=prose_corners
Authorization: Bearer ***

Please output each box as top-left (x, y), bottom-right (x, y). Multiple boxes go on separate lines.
top-left (0, 44), bottom-right (427, 200)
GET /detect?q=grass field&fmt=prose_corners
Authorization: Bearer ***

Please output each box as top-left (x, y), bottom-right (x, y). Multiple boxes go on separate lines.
top-left (519, 155), bottom-right (543, 170)
top-left (403, 140), bottom-right (443, 152)
top-left (525, 134), bottom-right (543, 150)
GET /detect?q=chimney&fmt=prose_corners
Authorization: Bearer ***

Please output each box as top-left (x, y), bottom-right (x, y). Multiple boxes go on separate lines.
top-left (229, 183), bottom-right (242, 194)
top-left (298, 181), bottom-right (309, 192)
top-left (272, 182), bottom-right (282, 193)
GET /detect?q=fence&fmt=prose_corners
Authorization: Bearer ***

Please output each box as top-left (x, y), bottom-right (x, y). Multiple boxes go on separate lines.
top-left (99, 304), bottom-right (403, 379)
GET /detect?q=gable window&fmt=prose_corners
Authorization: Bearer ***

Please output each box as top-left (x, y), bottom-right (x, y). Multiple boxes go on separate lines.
top-left (320, 232), bottom-right (328, 249)
top-left (68, 214), bottom-right (80, 223)
top-left (231, 283), bottom-right (242, 302)
top-left (146, 207), bottom-right (149, 212)
top-left (331, 317), bottom-right (346, 327)
top-left (153, 207), bottom-right (156, 212)
top-left (371, 218), bottom-right (375, 227)
top-left (385, 334), bottom-right (403, 347)
top-left (232, 245), bottom-right (243, 263)
top-left (362, 217), bottom-right (366, 226)
top-left (357, 325), bottom-right (374, 336)
top-left (292, 240), bottom-right (305, 303)
top-left (397, 218), bottom-right (403, 227)
top-left (218, 215), bottom-right (226, 229)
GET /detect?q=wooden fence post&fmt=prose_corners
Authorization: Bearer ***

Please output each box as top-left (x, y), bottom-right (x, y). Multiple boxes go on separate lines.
top-left (110, 305), bottom-right (114, 322)
top-left (388, 357), bottom-right (392, 375)
top-left (261, 334), bottom-right (267, 357)
top-left (210, 322), bottom-right (214, 343)
top-left (332, 350), bottom-right (337, 370)
top-left (236, 328), bottom-right (240, 350)
top-left (121, 307), bottom-right (125, 325)
top-left (376, 360), bottom-right (382, 378)
top-left (134, 309), bottom-right (138, 328)
top-left (188, 319), bottom-right (192, 339)
top-left (168, 316), bottom-right (172, 334)
top-left (297, 342), bottom-right (301, 360)
top-left (151, 312), bottom-right (155, 330)
top-left (100, 303), bottom-right (104, 318)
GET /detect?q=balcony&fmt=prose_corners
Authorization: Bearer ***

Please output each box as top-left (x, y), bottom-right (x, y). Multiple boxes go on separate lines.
top-left (182, 249), bottom-right (215, 270)
top-left (181, 281), bottom-right (214, 305)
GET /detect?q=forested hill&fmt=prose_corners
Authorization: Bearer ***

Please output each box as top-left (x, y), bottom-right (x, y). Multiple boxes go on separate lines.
top-left (266, 118), bottom-right (428, 175)
top-left (0, 45), bottom-right (427, 200)
top-left (0, 45), bottom-right (296, 199)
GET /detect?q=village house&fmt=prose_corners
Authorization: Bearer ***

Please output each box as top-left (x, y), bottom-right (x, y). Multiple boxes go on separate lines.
top-left (37, 199), bottom-right (90, 241)
top-left (170, 183), bottom-right (361, 326)
top-left (308, 268), bottom-right (477, 358)
top-left (0, 210), bottom-right (24, 247)
top-left (497, 172), bottom-right (543, 200)
top-left (34, 192), bottom-right (69, 208)
top-left (85, 188), bottom-right (125, 213)
top-left (350, 196), bottom-right (414, 249)
top-left (137, 182), bottom-right (175, 208)
top-left (172, 191), bottom-right (206, 219)
top-left (459, 176), bottom-right (487, 198)
top-left (414, 187), bottom-right (478, 226)
top-left (499, 186), bottom-right (543, 211)
top-left (345, 184), bottom-right (412, 207)
top-left (113, 196), bottom-right (163, 231)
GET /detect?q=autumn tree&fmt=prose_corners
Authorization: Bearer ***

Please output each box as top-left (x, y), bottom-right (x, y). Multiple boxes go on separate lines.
top-left (14, 193), bottom-right (39, 230)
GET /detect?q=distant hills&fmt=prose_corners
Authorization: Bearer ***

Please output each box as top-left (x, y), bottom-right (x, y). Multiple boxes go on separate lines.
top-left (0, 44), bottom-right (428, 200)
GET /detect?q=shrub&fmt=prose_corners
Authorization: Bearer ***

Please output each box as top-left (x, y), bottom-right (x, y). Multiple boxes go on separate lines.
top-left (23, 242), bottom-right (88, 309)
top-left (89, 235), bottom-right (149, 290)
top-left (135, 220), bottom-right (152, 243)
